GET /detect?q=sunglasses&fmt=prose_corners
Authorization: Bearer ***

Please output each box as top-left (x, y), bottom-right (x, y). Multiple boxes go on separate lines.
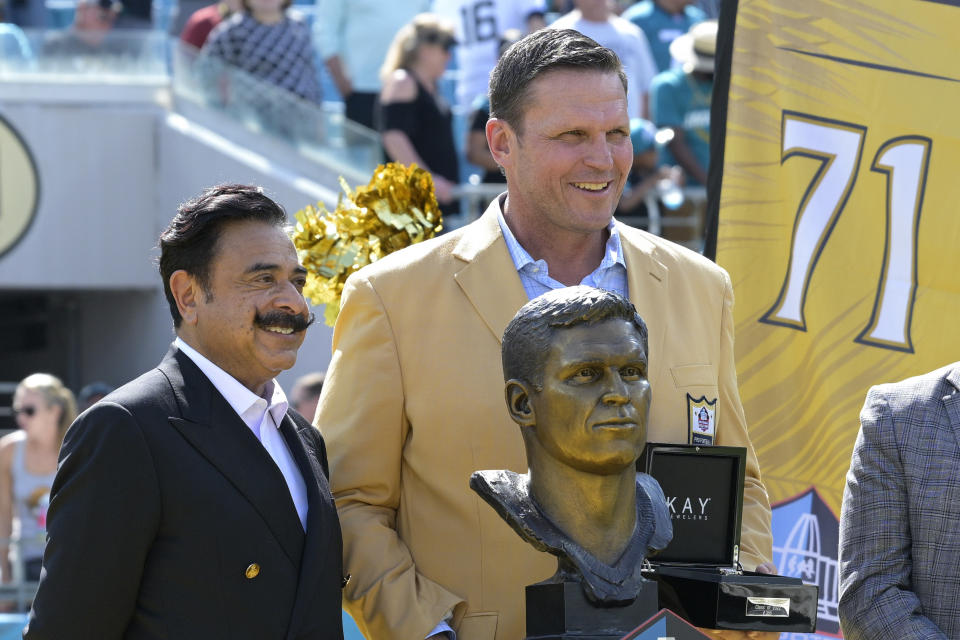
top-left (13, 406), bottom-right (37, 418)
top-left (423, 32), bottom-right (457, 52)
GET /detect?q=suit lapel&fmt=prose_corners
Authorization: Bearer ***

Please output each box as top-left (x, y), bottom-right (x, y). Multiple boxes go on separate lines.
top-left (161, 350), bottom-right (305, 568)
top-left (279, 413), bottom-right (336, 640)
top-left (453, 201), bottom-right (530, 343)
top-left (942, 366), bottom-right (960, 450)
top-left (618, 224), bottom-right (668, 381)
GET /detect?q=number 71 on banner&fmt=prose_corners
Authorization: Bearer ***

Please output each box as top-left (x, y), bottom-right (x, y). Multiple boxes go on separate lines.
top-left (760, 111), bottom-right (932, 353)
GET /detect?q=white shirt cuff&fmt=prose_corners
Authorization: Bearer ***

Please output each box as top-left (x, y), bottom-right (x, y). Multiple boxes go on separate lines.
top-left (426, 620), bottom-right (455, 640)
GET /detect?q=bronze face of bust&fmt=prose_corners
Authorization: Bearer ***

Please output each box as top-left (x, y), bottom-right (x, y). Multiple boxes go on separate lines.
top-left (510, 315), bottom-right (650, 479)
top-left (471, 286), bottom-right (672, 605)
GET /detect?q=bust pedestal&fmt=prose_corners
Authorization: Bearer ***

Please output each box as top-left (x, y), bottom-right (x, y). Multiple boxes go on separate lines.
top-left (525, 580), bottom-right (658, 640)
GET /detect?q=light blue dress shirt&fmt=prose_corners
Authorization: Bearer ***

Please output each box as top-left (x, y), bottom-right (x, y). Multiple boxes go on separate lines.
top-left (497, 208), bottom-right (629, 300)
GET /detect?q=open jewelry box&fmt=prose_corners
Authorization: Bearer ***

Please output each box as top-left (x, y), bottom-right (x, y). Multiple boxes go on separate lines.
top-left (637, 443), bottom-right (818, 633)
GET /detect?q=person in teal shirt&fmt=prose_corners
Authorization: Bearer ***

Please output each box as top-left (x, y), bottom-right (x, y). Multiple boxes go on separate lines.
top-left (650, 19), bottom-right (714, 186)
top-left (622, 0), bottom-right (705, 72)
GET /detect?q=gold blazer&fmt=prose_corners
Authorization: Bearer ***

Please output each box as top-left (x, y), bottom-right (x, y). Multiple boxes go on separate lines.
top-left (318, 199), bottom-right (772, 640)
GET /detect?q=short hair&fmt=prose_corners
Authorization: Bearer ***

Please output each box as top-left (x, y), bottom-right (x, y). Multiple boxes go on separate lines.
top-left (489, 28), bottom-right (627, 134)
top-left (380, 13), bottom-right (456, 84)
top-left (16, 373), bottom-right (77, 437)
top-left (502, 286), bottom-right (648, 388)
top-left (290, 371), bottom-right (325, 409)
top-left (158, 184), bottom-right (287, 327)
top-left (78, 381), bottom-right (114, 410)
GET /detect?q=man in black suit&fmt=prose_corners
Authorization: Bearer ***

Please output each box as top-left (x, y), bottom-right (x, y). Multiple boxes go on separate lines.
top-left (25, 184), bottom-right (345, 640)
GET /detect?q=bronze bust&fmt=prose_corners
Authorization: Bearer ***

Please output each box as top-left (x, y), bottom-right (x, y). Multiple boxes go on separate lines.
top-left (470, 286), bottom-right (672, 606)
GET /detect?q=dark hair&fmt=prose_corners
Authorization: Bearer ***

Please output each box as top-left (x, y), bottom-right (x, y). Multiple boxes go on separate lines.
top-left (291, 371), bottom-right (326, 408)
top-left (489, 28), bottom-right (627, 134)
top-left (501, 286), bottom-right (648, 388)
top-left (158, 184), bottom-right (287, 327)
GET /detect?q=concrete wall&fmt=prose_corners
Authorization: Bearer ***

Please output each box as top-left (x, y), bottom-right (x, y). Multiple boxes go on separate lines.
top-left (0, 81), bottom-right (341, 394)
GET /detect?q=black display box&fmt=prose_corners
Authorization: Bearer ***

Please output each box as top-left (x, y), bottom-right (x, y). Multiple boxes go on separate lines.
top-left (638, 443), bottom-right (818, 633)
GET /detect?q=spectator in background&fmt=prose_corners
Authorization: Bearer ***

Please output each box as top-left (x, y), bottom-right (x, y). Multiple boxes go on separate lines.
top-left (317, 0), bottom-right (428, 130)
top-left (202, 0), bottom-right (321, 104)
top-left (5, 0), bottom-right (45, 29)
top-left (0, 374), bottom-right (76, 586)
top-left (76, 381), bottom-right (114, 413)
top-left (379, 13), bottom-right (460, 215)
top-left (464, 28), bottom-right (523, 185)
top-left (616, 117), bottom-right (682, 221)
top-left (622, 0), bottom-right (705, 73)
top-left (431, 0), bottom-right (546, 114)
top-left (179, 0), bottom-right (241, 50)
top-left (289, 371), bottom-right (324, 423)
top-left (42, 0), bottom-right (126, 56)
top-left (549, 0), bottom-right (657, 117)
top-left (650, 18), bottom-right (714, 186)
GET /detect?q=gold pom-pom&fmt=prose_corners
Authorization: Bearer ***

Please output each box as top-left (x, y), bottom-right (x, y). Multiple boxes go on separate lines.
top-left (291, 163), bottom-right (443, 326)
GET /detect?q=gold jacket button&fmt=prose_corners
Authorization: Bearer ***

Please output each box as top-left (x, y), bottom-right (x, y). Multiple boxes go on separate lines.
top-left (245, 563), bottom-right (260, 579)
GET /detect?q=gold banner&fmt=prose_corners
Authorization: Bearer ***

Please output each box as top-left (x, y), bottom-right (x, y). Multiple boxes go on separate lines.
top-left (716, 0), bottom-right (960, 515)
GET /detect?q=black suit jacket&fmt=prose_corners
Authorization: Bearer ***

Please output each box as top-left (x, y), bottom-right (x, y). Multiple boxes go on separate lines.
top-left (24, 347), bottom-right (344, 640)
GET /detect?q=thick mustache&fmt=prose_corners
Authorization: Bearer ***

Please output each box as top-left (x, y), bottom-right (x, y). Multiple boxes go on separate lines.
top-left (254, 310), bottom-right (315, 332)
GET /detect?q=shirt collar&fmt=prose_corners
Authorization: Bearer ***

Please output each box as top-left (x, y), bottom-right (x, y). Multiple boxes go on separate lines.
top-left (174, 337), bottom-right (288, 429)
top-left (496, 206), bottom-right (626, 272)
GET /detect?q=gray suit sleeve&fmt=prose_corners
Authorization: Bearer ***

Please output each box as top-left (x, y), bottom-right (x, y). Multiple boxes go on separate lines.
top-left (24, 402), bottom-right (161, 640)
top-left (838, 388), bottom-right (947, 640)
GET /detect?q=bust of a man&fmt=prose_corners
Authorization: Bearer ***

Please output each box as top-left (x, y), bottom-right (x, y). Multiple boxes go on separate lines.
top-left (470, 286), bottom-right (672, 606)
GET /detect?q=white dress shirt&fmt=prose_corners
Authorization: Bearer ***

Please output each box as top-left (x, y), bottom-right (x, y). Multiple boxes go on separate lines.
top-left (174, 337), bottom-right (309, 530)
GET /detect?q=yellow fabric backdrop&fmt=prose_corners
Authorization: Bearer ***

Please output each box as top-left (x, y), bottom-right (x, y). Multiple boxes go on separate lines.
top-left (717, 0), bottom-right (960, 516)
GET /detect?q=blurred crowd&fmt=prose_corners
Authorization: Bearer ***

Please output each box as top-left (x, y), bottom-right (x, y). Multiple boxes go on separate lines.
top-left (1, 0), bottom-right (720, 242)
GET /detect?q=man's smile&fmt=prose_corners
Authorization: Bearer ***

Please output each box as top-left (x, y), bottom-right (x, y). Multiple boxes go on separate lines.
top-left (572, 181), bottom-right (612, 192)
top-left (262, 326), bottom-right (295, 335)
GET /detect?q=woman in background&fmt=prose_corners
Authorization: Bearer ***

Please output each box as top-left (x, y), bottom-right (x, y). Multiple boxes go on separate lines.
top-left (379, 14), bottom-right (460, 215)
top-left (202, 0), bottom-right (321, 103)
top-left (0, 374), bottom-right (76, 584)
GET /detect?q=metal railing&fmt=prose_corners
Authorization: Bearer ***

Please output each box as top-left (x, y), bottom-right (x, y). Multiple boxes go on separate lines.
top-left (0, 28), bottom-right (169, 78)
top-left (171, 42), bottom-right (383, 182)
top-left (0, 536), bottom-right (41, 613)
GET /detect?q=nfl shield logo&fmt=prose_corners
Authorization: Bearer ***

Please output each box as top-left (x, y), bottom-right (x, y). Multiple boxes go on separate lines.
top-left (687, 395), bottom-right (717, 445)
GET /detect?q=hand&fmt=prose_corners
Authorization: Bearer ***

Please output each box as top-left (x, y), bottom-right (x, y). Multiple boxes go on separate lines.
top-left (754, 561), bottom-right (777, 574)
top-left (432, 176), bottom-right (456, 204)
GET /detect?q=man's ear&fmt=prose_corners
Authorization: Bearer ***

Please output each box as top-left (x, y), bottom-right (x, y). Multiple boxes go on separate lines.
top-left (169, 270), bottom-right (201, 326)
top-left (505, 379), bottom-right (536, 427)
top-left (486, 118), bottom-right (515, 172)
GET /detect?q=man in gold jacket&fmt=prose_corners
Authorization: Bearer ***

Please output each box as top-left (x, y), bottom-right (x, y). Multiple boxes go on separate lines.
top-left (317, 28), bottom-right (774, 640)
